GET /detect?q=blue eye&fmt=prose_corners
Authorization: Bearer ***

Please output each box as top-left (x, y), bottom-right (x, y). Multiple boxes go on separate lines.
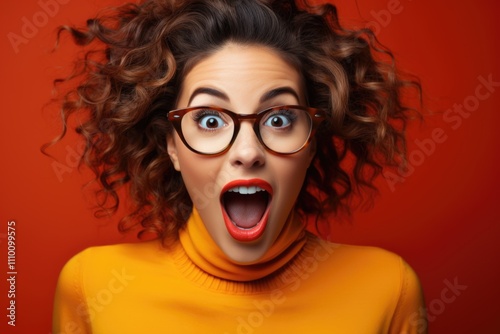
top-left (193, 110), bottom-right (227, 130)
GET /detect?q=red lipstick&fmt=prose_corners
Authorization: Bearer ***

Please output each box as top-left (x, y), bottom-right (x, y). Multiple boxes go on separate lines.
top-left (220, 179), bottom-right (273, 242)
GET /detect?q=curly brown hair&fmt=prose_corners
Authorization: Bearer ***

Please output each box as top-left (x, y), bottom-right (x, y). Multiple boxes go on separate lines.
top-left (46, 0), bottom-right (420, 241)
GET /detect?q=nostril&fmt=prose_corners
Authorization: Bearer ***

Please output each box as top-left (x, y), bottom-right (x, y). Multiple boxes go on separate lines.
top-left (232, 152), bottom-right (265, 168)
top-left (230, 146), bottom-right (265, 168)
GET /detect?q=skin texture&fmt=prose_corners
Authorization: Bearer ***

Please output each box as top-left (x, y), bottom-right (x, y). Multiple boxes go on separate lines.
top-left (167, 43), bottom-right (316, 263)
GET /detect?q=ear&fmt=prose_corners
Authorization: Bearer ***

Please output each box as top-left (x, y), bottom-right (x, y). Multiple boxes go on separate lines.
top-left (166, 133), bottom-right (181, 171)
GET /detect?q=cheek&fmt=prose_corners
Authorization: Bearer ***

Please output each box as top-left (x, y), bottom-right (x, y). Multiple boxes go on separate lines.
top-left (287, 149), bottom-right (313, 182)
top-left (286, 165), bottom-right (308, 196)
top-left (176, 149), bottom-right (222, 209)
top-left (274, 152), bottom-right (313, 204)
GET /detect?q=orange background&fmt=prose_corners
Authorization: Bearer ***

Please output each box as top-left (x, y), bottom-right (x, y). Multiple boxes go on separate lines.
top-left (1, 0), bottom-right (499, 333)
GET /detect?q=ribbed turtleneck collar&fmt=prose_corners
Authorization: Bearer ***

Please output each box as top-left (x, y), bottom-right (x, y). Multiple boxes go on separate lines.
top-left (178, 208), bottom-right (307, 282)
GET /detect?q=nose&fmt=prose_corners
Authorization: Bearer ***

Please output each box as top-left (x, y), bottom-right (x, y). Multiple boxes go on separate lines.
top-left (228, 122), bottom-right (265, 168)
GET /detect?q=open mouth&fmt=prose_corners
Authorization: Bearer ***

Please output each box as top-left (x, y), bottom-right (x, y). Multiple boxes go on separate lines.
top-left (220, 179), bottom-right (272, 242)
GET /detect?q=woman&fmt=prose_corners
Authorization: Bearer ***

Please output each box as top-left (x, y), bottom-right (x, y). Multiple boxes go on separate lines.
top-left (52, 0), bottom-right (426, 333)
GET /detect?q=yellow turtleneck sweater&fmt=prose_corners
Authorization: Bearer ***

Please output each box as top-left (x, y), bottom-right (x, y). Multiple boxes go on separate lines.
top-left (53, 210), bottom-right (426, 333)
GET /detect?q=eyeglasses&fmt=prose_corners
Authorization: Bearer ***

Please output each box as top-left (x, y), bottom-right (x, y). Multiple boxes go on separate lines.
top-left (168, 105), bottom-right (325, 155)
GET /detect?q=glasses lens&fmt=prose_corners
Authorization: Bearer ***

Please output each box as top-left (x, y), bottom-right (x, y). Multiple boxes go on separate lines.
top-left (180, 108), bottom-right (234, 154)
top-left (259, 107), bottom-right (312, 153)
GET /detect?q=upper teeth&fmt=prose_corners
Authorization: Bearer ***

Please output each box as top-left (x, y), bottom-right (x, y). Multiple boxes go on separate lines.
top-left (227, 186), bottom-right (265, 195)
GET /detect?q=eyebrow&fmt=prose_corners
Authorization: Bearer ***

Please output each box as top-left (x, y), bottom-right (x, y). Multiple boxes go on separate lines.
top-left (187, 86), bottom-right (301, 106)
top-left (259, 87), bottom-right (301, 104)
top-left (188, 87), bottom-right (229, 105)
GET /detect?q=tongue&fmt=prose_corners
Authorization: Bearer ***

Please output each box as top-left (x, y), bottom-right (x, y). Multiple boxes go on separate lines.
top-left (224, 192), bottom-right (268, 229)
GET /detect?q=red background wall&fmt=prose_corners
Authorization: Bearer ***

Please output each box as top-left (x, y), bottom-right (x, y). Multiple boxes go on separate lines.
top-left (1, 0), bottom-right (499, 333)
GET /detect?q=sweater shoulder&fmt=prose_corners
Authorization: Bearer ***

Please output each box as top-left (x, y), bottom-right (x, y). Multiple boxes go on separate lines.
top-left (305, 233), bottom-right (405, 270)
top-left (303, 233), bottom-right (423, 303)
top-left (75, 239), bottom-right (164, 261)
top-left (302, 234), bottom-right (426, 332)
top-left (57, 240), bottom-right (169, 290)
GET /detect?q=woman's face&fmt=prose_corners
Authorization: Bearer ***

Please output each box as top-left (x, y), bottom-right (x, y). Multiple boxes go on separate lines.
top-left (167, 43), bottom-right (315, 263)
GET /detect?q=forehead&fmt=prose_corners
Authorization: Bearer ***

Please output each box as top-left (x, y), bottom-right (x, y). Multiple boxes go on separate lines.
top-left (178, 43), bottom-right (305, 107)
